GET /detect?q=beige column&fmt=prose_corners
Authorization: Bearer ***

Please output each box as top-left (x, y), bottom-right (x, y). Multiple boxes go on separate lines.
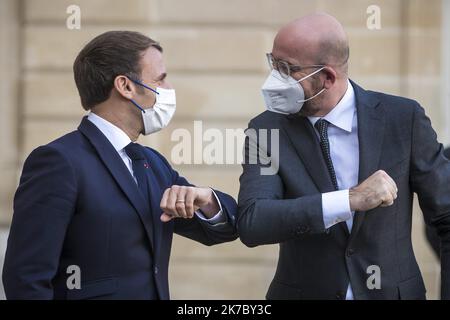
top-left (0, 0), bottom-right (20, 225)
top-left (442, 0), bottom-right (450, 145)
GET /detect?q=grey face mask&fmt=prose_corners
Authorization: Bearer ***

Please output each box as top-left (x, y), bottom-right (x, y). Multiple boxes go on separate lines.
top-left (261, 68), bottom-right (326, 115)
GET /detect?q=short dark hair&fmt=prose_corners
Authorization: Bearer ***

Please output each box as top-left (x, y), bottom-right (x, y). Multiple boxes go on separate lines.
top-left (73, 31), bottom-right (162, 110)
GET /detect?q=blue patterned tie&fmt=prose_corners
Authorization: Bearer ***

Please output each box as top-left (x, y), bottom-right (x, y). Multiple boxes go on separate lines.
top-left (315, 119), bottom-right (339, 190)
top-left (124, 142), bottom-right (151, 202)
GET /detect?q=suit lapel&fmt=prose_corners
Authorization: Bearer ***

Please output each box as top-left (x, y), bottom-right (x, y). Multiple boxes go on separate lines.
top-left (78, 117), bottom-right (155, 252)
top-left (349, 81), bottom-right (385, 240)
top-left (283, 115), bottom-right (350, 237)
top-left (284, 115), bottom-right (336, 193)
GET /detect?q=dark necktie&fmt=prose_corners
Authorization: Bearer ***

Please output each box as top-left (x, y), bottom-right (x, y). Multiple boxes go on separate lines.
top-left (124, 142), bottom-right (151, 204)
top-left (124, 143), bottom-right (159, 299)
top-left (314, 119), bottom-right (339, 190)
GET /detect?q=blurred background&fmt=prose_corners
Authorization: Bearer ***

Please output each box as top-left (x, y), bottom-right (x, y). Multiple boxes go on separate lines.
top-left (0, 0), bottom-right (448, 299)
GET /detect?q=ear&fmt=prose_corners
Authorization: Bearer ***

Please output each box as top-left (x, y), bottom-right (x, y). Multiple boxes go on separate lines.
top-left (322, 67), bottom-right (337, 89)
top-left (114, 75), bottom-right (135, 100)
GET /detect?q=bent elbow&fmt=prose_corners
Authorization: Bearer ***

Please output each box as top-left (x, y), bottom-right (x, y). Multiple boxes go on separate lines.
top-left (237, 205), bottom-right (261, 248)
top-left (238, 232), bottom-right (259, 248)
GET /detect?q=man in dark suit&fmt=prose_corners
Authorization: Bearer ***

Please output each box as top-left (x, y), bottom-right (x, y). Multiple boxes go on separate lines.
top-left (238, 13), bottom-right (450, 300)
top-left (2, 31), bottom-right (237, 299)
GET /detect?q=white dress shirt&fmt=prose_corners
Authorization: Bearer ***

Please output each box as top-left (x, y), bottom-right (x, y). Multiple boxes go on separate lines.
top-left (307, 80), bottom-right (359, 300)
top-left (87, 112), bottom-right (224, 224)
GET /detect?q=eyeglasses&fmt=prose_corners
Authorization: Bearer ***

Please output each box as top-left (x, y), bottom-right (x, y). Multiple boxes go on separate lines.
top-left (266, 53), bottom-right (325, 80)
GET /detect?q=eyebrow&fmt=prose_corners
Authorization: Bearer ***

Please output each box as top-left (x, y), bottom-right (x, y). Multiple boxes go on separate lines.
top-left (278, 57), bottom-right (299, 67)
top-left (157, 73), bottom-right (167, 81)
top-left (271, 56), bottom-right (298, 68)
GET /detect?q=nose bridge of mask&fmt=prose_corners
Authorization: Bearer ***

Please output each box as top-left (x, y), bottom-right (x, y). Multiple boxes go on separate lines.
top-left (271, 69), bottom-right (297, 84)
top-left (271, 66), bottom-right (325, 86)
top-left (155, 87), bottom-right (176, 105)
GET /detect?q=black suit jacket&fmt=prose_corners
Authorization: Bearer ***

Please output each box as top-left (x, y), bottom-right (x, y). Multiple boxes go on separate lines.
top-left (425, 147), bottom-right (450, 259)
top-left (3, 117), bottom-right (238, 300)
top-left (238, 81), bottom-right (450, 300)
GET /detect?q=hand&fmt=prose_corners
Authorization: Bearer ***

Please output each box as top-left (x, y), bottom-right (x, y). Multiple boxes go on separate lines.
top-left (349, 170), bottom-right (398, 212)
top-left (159, 186), bottom-right (219, 222)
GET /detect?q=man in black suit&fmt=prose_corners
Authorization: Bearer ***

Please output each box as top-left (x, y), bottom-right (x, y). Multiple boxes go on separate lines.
top-left (238, 13), bottom-right (450, 299)
top-left (3, 31), bottom-right (238, 299)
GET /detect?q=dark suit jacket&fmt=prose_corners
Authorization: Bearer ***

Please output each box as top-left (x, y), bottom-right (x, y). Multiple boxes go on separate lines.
top-left (425, 147), bottom-right (450, 259)
top-left (238, 80), bottom-right (450, 300)
top-left (3, 117), bottom-right (238, 300)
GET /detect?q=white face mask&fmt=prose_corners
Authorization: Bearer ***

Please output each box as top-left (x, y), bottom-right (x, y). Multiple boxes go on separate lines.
top-left (261, 68), bottom-right (326, 115)
top-left (130, 80), bottom-right (176, 135)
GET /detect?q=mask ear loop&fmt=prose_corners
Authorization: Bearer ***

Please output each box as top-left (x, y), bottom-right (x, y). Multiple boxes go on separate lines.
top-left (297, 87), bottom-right (326, 103)
top-left (295, 66), bottom-right (326, 83)
top-left (130, 99), bottom-right (146, 113)
top-left (295, 66), bottom-right (326, 103)
top-left (130, 79), bottom-right (160, 95)
top-left (128, 77), bottom-right (160, 113)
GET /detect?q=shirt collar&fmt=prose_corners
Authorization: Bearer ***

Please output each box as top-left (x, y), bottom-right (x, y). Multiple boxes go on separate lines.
top-left (308, 80), bottom-right (356, 133)
top-left (87, 112), bottom-right (132, 152)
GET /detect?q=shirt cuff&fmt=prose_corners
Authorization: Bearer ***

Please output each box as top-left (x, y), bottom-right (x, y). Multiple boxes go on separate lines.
top-left (195, 189), bottom-right (226, 225)
top-left (322, 189), bottom-right (352, 229)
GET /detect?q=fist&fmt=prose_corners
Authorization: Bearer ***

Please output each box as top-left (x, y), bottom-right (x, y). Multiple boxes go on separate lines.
top-left (159, 186), bottom-right (218, 222)
top-left (349, 170), bottom-right (398, 212)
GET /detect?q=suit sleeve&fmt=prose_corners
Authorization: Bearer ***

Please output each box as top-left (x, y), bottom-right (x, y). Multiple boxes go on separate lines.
top-left (237, 122), bottom-right (326, 248)
top-left (409, 103), bottom-right (450, 299)
top-left (151, 149), bottom-right (238, 246)
top-left (2, 145), bottom-right (77, 299)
